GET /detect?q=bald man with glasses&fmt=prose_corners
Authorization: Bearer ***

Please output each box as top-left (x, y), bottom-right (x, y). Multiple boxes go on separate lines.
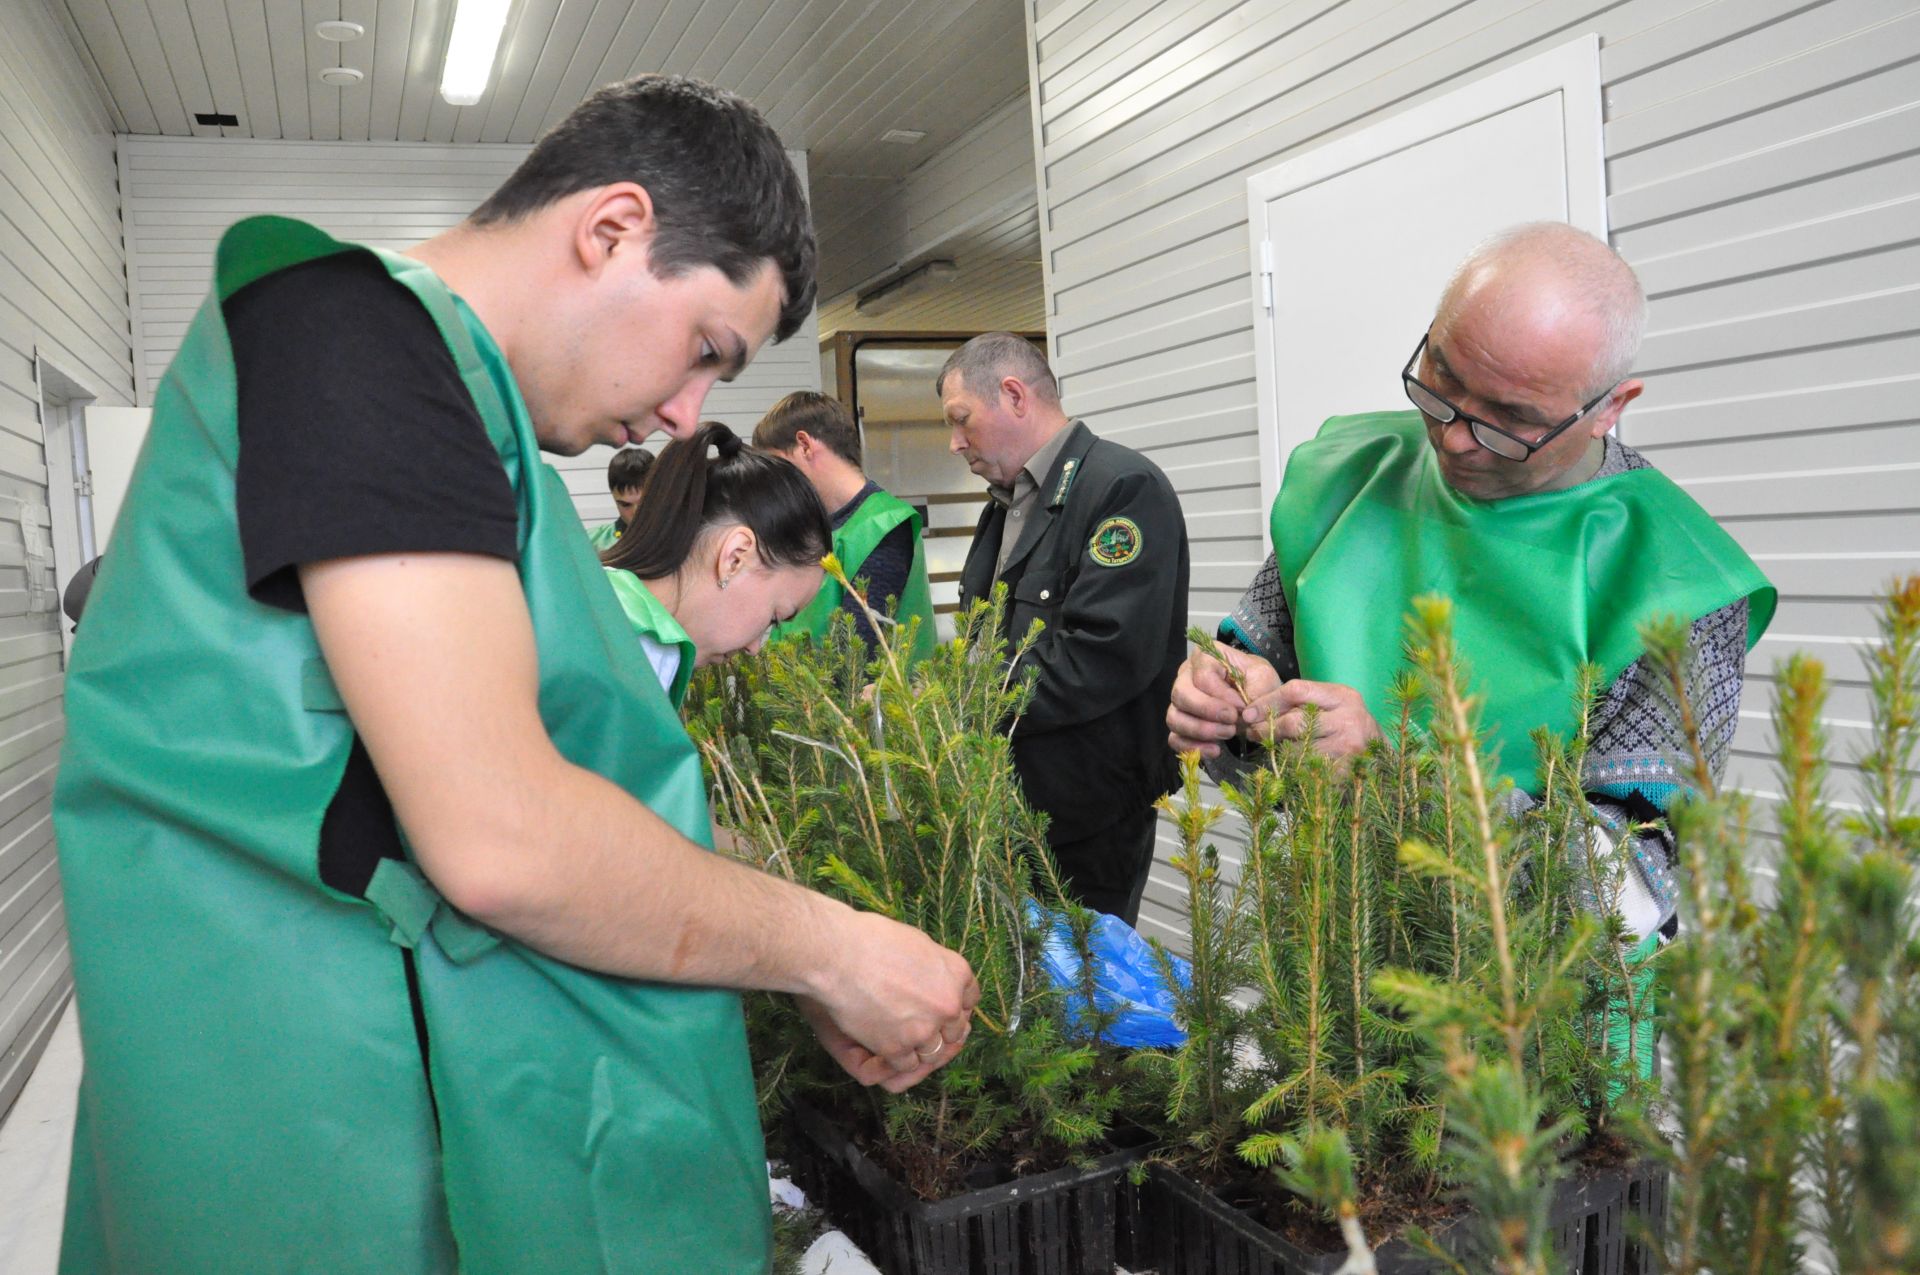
top-left (1168, 224), bottom-right (1775, 1073)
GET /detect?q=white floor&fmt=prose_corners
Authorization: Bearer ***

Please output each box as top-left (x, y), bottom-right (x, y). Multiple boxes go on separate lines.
top-left (0, 1001), bottom-right (80, 1275)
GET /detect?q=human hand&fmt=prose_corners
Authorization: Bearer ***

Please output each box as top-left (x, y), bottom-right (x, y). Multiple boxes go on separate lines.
top-left (804, 910), bottom-right (979, 1093)
top-left (1167, 643), bottom-right (1283, 756)
top-left (1243, 678), bottom-right (1382, 760)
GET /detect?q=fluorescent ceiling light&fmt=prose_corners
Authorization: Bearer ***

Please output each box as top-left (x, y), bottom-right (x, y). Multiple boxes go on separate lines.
top-left (441, 0), bottom-right (512, 106)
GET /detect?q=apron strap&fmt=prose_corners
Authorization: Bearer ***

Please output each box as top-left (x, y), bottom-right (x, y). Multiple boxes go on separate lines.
top-left (365, 858), bottom-right (501, 964)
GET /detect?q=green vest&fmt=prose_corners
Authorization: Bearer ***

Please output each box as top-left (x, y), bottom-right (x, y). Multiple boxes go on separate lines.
top-left (603, 568), bottom-right (696, 707)
top-left (52, 217), bottom-right (767, 1273)
top-left (1273, 411), bottom-right (1775, 789)
top-left (587, 519), bottom-right (624, 552)
top-left (773, 486), bottom-right (939, 663)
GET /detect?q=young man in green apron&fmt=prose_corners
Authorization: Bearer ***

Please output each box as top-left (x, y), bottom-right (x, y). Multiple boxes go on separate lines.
top-left (53, 76), bottom-right (977, 1275)
top-left (586, 445), bottom-right (654, 551)
top-left (754, 391), bottom-right (939, 663)
top-left (1167, 223), bottom-right (1775, 1078)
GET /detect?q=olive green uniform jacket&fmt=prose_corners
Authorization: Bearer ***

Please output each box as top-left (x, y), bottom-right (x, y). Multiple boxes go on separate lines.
top-left (958, 420), bottom-right (1189, 849)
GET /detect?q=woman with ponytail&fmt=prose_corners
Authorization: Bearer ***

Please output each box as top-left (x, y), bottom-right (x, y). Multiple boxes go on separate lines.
top-left (601, 421), bottom-right (831, 703)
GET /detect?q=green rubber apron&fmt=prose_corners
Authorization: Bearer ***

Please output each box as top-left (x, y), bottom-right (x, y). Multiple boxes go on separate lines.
top-left (1274, 411), bottom-right (1775, 790)
top-left (771, 487), bottom-right (938, 663)
top-left (603, 569), bottom-right (696, 708)
top-left (587, 519), bottom-right (626, 552)
top-left (1274, 412), bottom-right (1775, 1084)
top-left (53, 216), bottom-right (767, 1273)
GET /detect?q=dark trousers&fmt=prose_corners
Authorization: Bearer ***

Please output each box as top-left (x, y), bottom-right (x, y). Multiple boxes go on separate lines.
top-left (1049, 806), bottom-right (1159, 927)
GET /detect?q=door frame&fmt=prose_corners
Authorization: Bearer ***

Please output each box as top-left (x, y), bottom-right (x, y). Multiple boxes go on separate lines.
top-left (1244, 35), bottom-right (1608, 545)
top-left (35, 352), bottom-right (100, 662)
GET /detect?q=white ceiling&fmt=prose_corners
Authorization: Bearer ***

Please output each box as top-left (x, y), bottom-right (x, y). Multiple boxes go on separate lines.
top-left (58, 0), bottom-right (1043, 325)
top-left (817, 201), bottom-right (1043, 338)
top-left (58, 0), bottom-right (1026, 163)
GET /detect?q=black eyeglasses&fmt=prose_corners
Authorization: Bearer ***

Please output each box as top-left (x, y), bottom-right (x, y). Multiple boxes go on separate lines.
top-left (1401, 332), bottom-right (1617, 462)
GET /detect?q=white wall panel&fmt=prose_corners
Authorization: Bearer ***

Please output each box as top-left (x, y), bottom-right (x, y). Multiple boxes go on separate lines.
top-left (120, 138), bottom-right (820, 528)
top-left (0, 0), bottom-right (131, 1120)
top-left (816, 93), bottom-right (1043, 336)
top-left (1025, 0), bottom-right (1920, 952)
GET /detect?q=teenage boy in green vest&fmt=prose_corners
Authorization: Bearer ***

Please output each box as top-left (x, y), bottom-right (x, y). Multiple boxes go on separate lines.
top-left (52, 77), bottom-right (977, 1275)
top-left (754, 390), bottom-right (938, 661)
top-left (585, 444), bottom-right (654, 550)
top-left (1167, 223), bottom-right (1775, 1074)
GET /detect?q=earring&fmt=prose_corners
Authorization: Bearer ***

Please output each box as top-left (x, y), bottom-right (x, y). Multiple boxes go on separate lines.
top-left (719, 575), bottom-right (731, 591)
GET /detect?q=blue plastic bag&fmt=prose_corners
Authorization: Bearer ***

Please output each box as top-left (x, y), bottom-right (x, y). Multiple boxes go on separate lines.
top-left (1029, 903), bottom-right (1191, 1048)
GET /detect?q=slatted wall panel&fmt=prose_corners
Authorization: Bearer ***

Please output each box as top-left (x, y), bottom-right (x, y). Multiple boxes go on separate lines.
top-left (119, 137), bottom-right (820, 528)
top-left (1024, 0), bottom-right (1920, 951)
top-left (815, 93), bottom-right (1039, 321)
top-left (0, 0), bottom-right (133, 1121)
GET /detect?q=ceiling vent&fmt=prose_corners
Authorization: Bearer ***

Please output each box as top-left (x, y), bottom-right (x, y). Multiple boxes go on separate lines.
top-left (880, 128), bottom-right (927, 145)
top-left (193, 112), bottom-right (240, 127)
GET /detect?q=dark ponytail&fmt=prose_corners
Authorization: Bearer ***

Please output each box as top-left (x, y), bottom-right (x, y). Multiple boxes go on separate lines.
top-left (602, 421), bottom-right (831, 579)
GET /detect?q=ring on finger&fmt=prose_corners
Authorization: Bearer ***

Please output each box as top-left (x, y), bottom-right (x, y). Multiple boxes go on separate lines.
top-left (913, 1039), bottom-right (944, 1060)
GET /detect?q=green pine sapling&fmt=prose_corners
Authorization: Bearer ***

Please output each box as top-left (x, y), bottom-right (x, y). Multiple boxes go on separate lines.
top-left (690, 571), bottom-right (1117, 1197)
top-left (1138, 751), bottom-right (1259, 1181)
top-left (1273, 1126), bottom-right (1378, 1274)
top-left (1374, 596), bottom-right (1589, 1272)
top-left (1639, 576), bottom-right (1920, 1273)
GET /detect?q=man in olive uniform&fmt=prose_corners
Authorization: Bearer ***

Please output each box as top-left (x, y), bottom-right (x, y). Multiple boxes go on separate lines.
top-left (53, 77), bottom-right (977, 1275)
top-left (755, 390), bottom-right (938, 661)
top-left (945, 333), bottom-right (1189, 925)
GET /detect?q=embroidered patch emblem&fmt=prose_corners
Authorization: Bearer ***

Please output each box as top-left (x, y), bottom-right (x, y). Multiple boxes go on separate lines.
top-left (1089, 516), bottom-right (1142, 567)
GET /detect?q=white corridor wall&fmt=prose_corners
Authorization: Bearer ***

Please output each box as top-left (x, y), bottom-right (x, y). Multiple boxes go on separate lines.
top-left (0, 0), bottom-right (136, 1120)
top-left (1023, 0), bottom-right (1920, 950)
top-left (118, 137), bottom-right (821, 528)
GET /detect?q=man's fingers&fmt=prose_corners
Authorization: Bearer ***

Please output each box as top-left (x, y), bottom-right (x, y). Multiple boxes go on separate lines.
top-left (1172, 670), bottom-right (1243, 726)
top-left (1250, 706), bottom-right (1308, 742)
top-left (1168, 731), bottom-right (1222, 758)
top-left (800, 999), bottom-right (892, 1086)
top-left (1168, 703), bottom-right (1236, 746)
top-left (1252, 678), bottom-right (1354, 719)
top-left (879, 1061), bottom-right (941, 1094)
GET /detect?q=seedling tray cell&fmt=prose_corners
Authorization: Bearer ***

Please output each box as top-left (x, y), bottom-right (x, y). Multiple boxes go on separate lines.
top-left (1120, 1159), bottom-right (1667, 1275)
top-left (786, 1100), bottom-right (1144, 1275)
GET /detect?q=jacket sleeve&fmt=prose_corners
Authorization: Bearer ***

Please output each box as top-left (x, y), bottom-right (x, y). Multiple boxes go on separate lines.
top-left (1011, 466), bottom-right (1185, 733)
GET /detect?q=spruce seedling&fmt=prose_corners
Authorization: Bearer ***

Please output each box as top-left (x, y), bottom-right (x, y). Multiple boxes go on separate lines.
top-left (692, 577), bottom-right (1115, 1198)
top-left (1273, 1127), bottom-right (1378, 1275)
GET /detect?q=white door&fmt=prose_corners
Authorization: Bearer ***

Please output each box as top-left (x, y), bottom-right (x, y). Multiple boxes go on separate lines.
top-left (1246, 36), bottom-right (1608, 540)
top-left (79, 406), bottom-right (152, 556)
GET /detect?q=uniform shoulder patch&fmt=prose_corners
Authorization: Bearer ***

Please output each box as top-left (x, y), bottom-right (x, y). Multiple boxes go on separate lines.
top-left (1089, 516), bottom-right (1143, 567)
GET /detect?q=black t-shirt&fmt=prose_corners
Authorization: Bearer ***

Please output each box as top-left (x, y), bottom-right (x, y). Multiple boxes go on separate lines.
top-left (226, 252), bottom-right (519, 897)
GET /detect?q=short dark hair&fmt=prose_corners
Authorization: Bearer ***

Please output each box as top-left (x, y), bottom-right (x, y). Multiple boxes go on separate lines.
top-left (935, 332), bottom-right (1059, 404)
top-left (607, 447), bottom-right (654, 493)
top-left (753, 391), bottom-right (862, 467)
top-left (602, 421), bottom-right (830, 579)
top-left (472, 75), bottom-right (816, 342)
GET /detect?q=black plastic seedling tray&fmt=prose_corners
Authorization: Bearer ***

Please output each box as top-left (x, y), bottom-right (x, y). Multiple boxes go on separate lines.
top-left (1116, 1158), bottom-right (1667, 1275)
top-left (786, 1099), bottom-right (1146, 1275)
